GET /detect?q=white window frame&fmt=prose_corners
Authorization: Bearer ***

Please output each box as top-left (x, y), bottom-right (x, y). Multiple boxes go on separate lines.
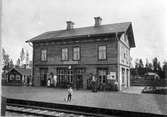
top-left (73, 47), bottom-right (80, 60)
top-left (98, 45), bottom-right (106, 60)
top-left (41, 49), bottom-right (47, 61)
top-left (62, 48), bottom-right (68, 60)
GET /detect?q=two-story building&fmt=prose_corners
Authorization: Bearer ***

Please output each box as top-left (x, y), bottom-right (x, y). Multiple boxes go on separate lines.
top-left (26, 17), bottom-right (135, 91)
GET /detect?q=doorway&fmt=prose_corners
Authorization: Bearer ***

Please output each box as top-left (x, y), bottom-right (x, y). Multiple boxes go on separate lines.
top-left (40, 68), bottom-right (48, 86)
top-left (75, 68), bottom-right (85, 89)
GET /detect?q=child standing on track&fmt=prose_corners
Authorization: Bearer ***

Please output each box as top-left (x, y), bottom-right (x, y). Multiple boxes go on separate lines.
top-left (67, 86), bottom-right (73, 102)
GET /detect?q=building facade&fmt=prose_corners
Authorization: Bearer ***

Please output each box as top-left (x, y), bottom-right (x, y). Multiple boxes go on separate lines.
top-left (27, 17), bottom-right (135, 91)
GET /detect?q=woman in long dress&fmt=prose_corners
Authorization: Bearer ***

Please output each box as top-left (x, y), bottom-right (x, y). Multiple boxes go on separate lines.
top-left (53, 75), bottom-right (57, 87)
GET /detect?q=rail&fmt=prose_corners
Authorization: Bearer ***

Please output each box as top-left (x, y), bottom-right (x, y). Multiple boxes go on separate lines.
top-left (6, 98), bottom-right (166, 117)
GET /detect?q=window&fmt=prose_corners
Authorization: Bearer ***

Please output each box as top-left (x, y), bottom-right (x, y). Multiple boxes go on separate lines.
top-left (122, 68), bottom-right (125, 84)
top-left (41, 49), bottom-right (47, 61)
top-left (62, 48), bottom-right (68, 60)
top-left (10, 74), bottom-right (14, 80)
top-left (57, 68), bottom-right (73, 87)
top-left (16, 75), bottom-right (21, 80)
top-left (73, 47), bottom-right (80, 60)
top-left (98, 46), bottom-right (106, 60)
top-left (98, 69), bottom-right (107, 83)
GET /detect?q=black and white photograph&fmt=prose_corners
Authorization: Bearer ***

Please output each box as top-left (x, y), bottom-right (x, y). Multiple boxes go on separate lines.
top-left (1, 0), bottom-right (167, 116)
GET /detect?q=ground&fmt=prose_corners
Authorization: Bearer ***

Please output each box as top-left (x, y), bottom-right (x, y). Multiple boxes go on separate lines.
top-left (2, 86), bottom-right (167, 115)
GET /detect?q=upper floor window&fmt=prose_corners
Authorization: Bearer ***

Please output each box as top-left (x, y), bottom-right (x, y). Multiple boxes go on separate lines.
top-left (98, 45), bottom-right (106, 60)
top-left (73, 47), bottom-right (80, 60)
top-left (62, 48), bottom-right (68, 60)
top-left (41, 49), bottom-right (47, 61)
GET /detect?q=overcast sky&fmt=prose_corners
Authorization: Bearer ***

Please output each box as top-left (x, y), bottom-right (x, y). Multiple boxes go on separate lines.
top-left (2, 0), bottom-right (167, 65)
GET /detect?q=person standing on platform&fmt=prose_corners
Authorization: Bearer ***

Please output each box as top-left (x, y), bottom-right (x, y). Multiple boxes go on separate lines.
top-left (53, 74), bottom-right (57, 87)
top-left (67, 86), bottom-right (73, 102)
top-left (47, 77), bottom-right (51, 87)
top-left (91, 75), bottom-right (97, 92)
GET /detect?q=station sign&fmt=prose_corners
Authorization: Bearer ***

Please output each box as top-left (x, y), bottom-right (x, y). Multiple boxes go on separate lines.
top-left (63, 60), bottom-right (78, 64)
top-left (107, 72), bottom-right (116, 80)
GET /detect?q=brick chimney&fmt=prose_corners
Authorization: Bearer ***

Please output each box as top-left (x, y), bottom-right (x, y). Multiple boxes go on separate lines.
top-left (66, 21), bottom-right (74, 30)
top-left (94, 17), bottom-right (102, 27)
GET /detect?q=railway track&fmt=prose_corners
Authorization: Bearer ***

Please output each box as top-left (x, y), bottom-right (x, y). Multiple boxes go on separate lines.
top-left (6, 104), bottom-right (92, 117)
top-left (6, 99), bottom-right (113, 117)
top-left (5, 98), bottom-right (166, 117)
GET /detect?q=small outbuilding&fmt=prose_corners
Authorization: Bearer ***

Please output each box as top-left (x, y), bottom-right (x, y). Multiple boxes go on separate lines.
top-left (7, 68), bottom-right (32, 86)
top-left (144, 72), bottom-right (160, 80)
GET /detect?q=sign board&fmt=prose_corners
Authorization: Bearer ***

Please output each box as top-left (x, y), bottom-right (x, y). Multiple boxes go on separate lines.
top-left (107, 72), bottom-right (116, 80)
top-left (63, 60), bottom-right (78, 64)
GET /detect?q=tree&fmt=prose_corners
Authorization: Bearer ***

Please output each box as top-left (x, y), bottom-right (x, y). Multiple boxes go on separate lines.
top-left (134, 58), bottom-right (139, 76)
top-left (145, 58), bottom-right (150, 73)
top-left (138, 59), bottom-right (145, 76)
top-left (139, 59), bottom-right (144, 68)
top-left (9, 59), bottom-right (14, 68)
top-left (26, 50), bottom-right (29, 65)
top-left (16, 58), bottom-right (21, 67)
top-left (2, 48), bottom-right (10, 70)
top-left (162, 61), bottom-right (167, 79)
top-left (157, 62), bottom-right (163, 78)
top-left (20, 48), bottom-right (25, 65)
top-left (153, 57), bottom-right (158, 72)
top-left (134, 58), bottom-right (139, 68)
top-left (148, 63), bottom-right (153, 71)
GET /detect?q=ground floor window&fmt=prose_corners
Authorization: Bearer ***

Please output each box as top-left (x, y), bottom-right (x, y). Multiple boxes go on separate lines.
top-left (40, 68), bottom-right (48, 86)
top-left (126, 69), bottom-right (129, 86)
top-left (97, 68), bottom-right (108, 84)
top-left (57, 68), bottom-right (73, 87)
top-left (56, 67), bottom-right (85, 88)
top-left (122, 68), bottom-right (125, 84)
top-left (9, 74), bottom-right (14, 80)
top-left (16, 75), bottom-right (21, 80)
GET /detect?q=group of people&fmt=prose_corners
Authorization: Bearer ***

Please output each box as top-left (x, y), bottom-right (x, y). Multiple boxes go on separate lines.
top-left (46, 72), bottom-right (73, 102)
top-left (47, 73), bottom-right (57, 87)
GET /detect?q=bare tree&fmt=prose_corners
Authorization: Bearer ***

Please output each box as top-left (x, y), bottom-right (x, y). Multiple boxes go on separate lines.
top-left (2, 48), bottom-right (10, 70)
top-left (26, 50), bottom-right (29, 65)
top-left (20, 48), bottom-right (25, 65)
top-left (16, 58), bottom-right (21, 67)
top-left (9, 59), bottom-right (14, 68)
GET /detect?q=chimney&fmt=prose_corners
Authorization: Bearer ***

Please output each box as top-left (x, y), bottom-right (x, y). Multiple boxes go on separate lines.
top-left (66, 21), bottom-right (74, 30)
top-left (94, 17), bottom-right (102, 27)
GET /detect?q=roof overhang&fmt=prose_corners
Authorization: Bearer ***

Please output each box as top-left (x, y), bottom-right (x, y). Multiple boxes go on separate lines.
top-left (26, 33), bottom-right (117, 43)
top-left (126, 24), bottom-right (136, 48)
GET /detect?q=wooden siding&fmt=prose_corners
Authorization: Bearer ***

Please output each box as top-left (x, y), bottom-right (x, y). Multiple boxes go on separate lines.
top-left (33, 37), bottom-right (118, 66)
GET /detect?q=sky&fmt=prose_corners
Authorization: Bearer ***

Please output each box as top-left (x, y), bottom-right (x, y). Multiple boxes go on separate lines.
top-left (2, 0), bottom-right (167, 66)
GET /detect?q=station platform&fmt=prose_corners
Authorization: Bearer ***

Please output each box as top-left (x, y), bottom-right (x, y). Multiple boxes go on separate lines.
top-left (2, 86), bottom-right (167, 116)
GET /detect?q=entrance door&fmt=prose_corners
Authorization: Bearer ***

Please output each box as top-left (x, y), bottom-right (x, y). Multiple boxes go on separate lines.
top-left (40, 68), bottom-right (48, 86)
top-left (75, 68), bottom-right (85, 89)
top-left (126, 69), bottom-right (129, 87)
top-left (57, 68), bottom-right (73, 88)
top-left (97, 68), bottom-right (108, 90)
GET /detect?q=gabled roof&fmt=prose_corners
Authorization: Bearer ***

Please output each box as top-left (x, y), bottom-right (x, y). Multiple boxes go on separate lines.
top-left (8, 68), bottom-right (32, 76)
top-left (26, 22), bottom-right (135, 47)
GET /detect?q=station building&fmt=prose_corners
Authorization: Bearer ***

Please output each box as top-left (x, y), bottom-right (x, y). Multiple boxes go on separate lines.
top-left (26, 17), bottom-right (135, 91)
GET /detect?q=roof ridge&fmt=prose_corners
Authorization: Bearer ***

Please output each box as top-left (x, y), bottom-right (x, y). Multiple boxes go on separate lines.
top-left (43, 22), bottom-right (132, 33)
top-left (26, 21), bottom-right (133, 44)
